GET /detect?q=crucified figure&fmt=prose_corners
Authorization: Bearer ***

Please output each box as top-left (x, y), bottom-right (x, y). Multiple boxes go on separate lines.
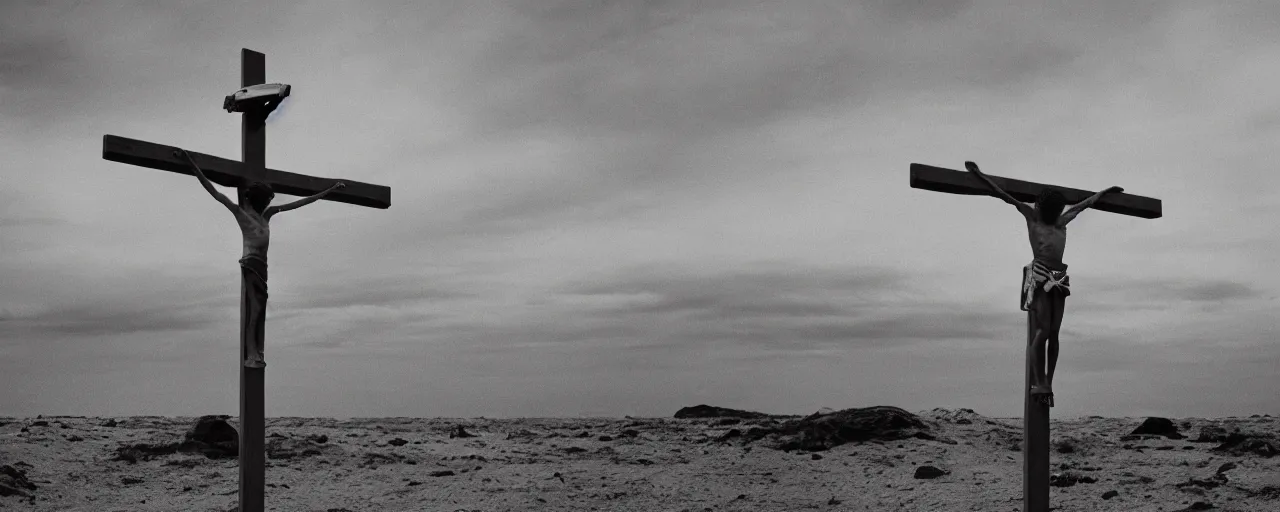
top-left (964, 161), bottom-right (1122, 407)
top-left (174, 148), bottom-right (344, 368)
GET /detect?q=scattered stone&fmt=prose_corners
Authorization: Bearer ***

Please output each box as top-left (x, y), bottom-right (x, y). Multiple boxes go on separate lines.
top-left (1049, 472), bottom-right (1097, 487)
top-left (1055, 440), bottom-right (1076, 453)
top-left (913, 466), bottom-right (948, 479)
top-left (1173, 502), bottom-right (1215, 511)
top-left (101, 419), bottom-right (118, 427)
top-left (450, 425), bottom-right (475, 438)
top-left (621, 429), bottom-right (639, 437)
top-left (1101, 490), bottom-right (1119, 500)
top-left (1176, 474), bottom-right (1227, 490)
top-left (30, 421), bottom-right (49, 427)
top-left (407, 481), bottom-right (422, 486)
top-left (673, 405), bottom-right (771, 419)
top-left (65, 435), bottom-right (84, 442)
top-left (810, 453), bottom-right (823, 460)
top-left (388, 438), bottom-right (408, 447)
top-left (1128, 417), bottom-right (1183, 440)
top-left (308, 434), bottom-right (328, 444)
top-left (1211, 432), bottom-right (1278, 457)
top-left (598, 435), bottom-right (613, 442)
top-left (121, 476), bottom-right (144, 485)
top-left (563, 447), bottom-right (587, 454)
top-left (1215, 462), bottom-right (1237, 474)
top-left (716, 429), bottom-right (742, 442)
top-left (429, 470), bottom-right (454, 477)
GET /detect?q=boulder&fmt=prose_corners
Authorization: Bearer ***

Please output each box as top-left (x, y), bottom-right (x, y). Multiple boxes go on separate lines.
top-left (1128, 417), bottom-right (1183, 440)
top-left (0, 465), bottom-right (37, 498)
top-left (180, 415), bottom-right (239, 459)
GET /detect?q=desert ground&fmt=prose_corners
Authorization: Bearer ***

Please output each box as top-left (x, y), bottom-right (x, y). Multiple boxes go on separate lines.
top-left (1, 406), bottom-right (1277, 512)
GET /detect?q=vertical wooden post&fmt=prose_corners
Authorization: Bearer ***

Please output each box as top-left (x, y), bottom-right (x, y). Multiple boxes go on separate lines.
top-left (238, 48), bottom-right (266, 512)
top-left (1023, 310), bottom-right (1050, 512)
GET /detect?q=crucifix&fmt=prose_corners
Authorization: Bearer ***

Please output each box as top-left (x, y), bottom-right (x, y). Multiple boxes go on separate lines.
top-left (909, 162), bottom-right (1161, 512)
top-left (101, 49), bottom-right (391, 512)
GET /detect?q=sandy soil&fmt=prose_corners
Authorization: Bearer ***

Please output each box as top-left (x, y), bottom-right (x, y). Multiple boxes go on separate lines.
top-left (1, 408), bottom-right (1277, 511)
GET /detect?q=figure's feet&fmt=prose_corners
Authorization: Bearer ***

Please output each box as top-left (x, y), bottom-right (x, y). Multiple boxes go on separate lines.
top-left (1030, 385), bottom-right (1054, 407)
top-left (244, 358), bottom-right (266, 369)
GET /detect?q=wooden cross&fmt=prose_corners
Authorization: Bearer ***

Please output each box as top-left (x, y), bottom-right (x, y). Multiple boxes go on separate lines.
top-left (101, 49), bottom-right (390, 512)
top-left (909, 163), bottom-right (1161, 512)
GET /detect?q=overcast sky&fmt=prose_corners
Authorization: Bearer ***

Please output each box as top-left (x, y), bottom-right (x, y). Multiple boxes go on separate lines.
top-left (2, 1), bottom-right (1277, 420)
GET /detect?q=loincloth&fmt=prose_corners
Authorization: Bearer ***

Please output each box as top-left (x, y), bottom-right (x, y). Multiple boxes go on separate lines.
top-left (239, 254), bottom-right (268, 290)
top-left (1021, 259), bottom-right (1069, 311)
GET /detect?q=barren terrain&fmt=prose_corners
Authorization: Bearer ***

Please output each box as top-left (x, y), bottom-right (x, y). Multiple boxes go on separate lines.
top-left (2, 407), bottom-right (1277, 511)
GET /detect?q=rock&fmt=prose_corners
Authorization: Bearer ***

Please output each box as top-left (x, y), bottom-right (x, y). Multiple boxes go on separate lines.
top-left (1215, 462), bottom-right (1237, 474)
top-left (388, 438), bottom-right (408, 447)
top-left (716, 429), bottom-right (742, 442)
top-left (114, 443), bottom-right (179, 463)
top-left (1055, 440), bottom-right (1076, 453)
top-left (1174, 502), bottom-right (1215, 511)
top-left (1128, 417), bottom-right (1184, 440)
top-left (1176, 474), bottom-right (1227, 490)
top-left (746, 406), bottom-right (931, 452)
top-left (1101, 490), bottom-right (1119, 500)
top-left (30, 421), bottom-right (48, 427)
top-left (101, 419), bottom-right (118, 427)
top-left (450, 425), bottom-right (475, 438)
top-left (810, 453), bottom-right (823, 460)
top-left (429, 470), bottom-right (454, 477)
top-left (913, 466), bottom-right (948, 479)
top-left (121, 476), bottom-right (144, 485)
top-left (0, 465), bottom-right (37, 498)
top-left (308, 434), bottom-right (328, 444)
top-left (598, 435), bottom-right (613, 442)
top-left (1050, 472), bottom-right (1097, 487)
top-left (65, 435), bottom-right (84, 442)
top-left (673, 405), bottom-right (770, 419)
top-left (180, 416), bottom-right (239, 459)
top-left (1211, 432), bottom-right (1278, 457)
top-left (717, 418), bottom-right (741, 426)
top-left (1193, 425), bottom-right (1231, 443)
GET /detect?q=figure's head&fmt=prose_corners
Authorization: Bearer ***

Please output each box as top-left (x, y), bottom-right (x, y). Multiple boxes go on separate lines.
top-left (1035, 188), bottom-right (1067, 224)
top-left (243, 181), bottom-right (275, 213)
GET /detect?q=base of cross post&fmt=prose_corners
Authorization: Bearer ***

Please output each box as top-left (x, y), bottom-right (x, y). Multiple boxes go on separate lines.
top-left (239, 365), bottom-right (265, 512)
top-left (1023, 310), bottom-right (1051, 512)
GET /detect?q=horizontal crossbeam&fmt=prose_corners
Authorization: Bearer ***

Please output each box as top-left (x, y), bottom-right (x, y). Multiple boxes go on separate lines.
top-left (910, 163), bottom-right (1161, 219)
top-left (103, 134), bottom-right (390, 209)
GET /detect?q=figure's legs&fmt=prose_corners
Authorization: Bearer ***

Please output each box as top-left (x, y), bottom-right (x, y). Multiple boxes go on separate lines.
top-left (1045, 293), bottom-right (1065, 390)
top-left (1029, 292), bottom-right (1053, 405)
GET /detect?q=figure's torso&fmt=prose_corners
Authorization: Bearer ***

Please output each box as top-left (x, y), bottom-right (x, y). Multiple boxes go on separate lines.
top-left (1025, 215), bottom-right (1066, 265)
top-left (235, 208), bottom-right (270, 259)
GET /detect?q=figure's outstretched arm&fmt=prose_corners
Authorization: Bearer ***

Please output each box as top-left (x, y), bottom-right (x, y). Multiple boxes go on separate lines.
top-left (1057, 186), bottom-right (1124, 226)
top-left (965, 161), bottom-right (1033, 218)
top-left (264, 182), bottom-right (345, 218)
top-left (173, 149), bottom-right (237, 212)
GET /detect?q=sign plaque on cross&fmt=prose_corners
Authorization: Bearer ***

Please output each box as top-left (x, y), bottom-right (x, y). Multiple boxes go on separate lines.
top-left (910, 162), bottom-right (1161, 512)
top-left (102, 49), bottom-right (391, 512)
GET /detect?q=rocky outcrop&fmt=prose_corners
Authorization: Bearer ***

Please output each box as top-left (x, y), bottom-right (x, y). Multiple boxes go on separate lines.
top-left (673, 405), bottom-right (771, 419)
top-left (743, 406), bottom-right (932, 452)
